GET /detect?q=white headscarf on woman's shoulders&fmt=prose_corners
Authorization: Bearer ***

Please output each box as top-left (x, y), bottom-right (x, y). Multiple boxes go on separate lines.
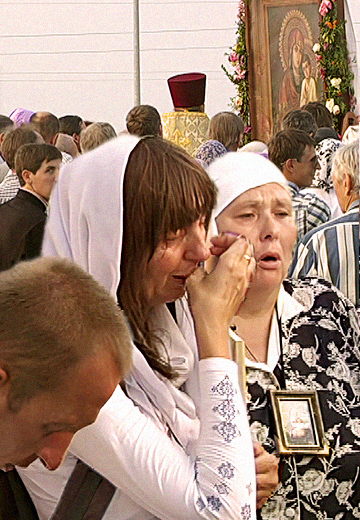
top-left (42, 134), bottom-right (199, 446)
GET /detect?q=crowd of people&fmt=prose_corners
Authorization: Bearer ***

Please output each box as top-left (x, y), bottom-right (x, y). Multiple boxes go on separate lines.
top-left (0, 72), bottom-right (359, 520)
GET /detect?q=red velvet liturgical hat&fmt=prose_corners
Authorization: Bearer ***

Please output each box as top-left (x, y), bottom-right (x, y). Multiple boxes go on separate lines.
top-left (167, 73), bottom-right (206, 109)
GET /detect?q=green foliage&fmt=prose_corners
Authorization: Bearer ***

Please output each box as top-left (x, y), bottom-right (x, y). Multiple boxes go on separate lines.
top-left (221, 0), bottom-right (252, 144)
top-left (316, 0), bottom-right (355, 128)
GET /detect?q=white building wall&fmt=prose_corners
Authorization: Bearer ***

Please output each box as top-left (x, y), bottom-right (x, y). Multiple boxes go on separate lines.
top-left (0, 0), bottom-right (239, 132)
top-left (0, 0), bottom-right (358, 132)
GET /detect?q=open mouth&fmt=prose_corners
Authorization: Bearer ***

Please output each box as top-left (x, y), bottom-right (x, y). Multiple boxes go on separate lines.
top-left (261, 255), bottom-right (278, 262)
top-left (172, 267), bottom-right (197, 283)
top-left (257, 252), bottom-right (281, 268)
top-left (173, 275), bottom-right (187, 282)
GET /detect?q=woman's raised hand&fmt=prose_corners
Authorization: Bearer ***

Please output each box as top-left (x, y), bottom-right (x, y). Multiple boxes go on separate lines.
top-left (186, 235), bottom-right (255, 359)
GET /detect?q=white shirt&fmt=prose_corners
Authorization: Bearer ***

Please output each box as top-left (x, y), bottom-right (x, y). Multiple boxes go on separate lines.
top-left (242, 286), bottom-right (304, 374)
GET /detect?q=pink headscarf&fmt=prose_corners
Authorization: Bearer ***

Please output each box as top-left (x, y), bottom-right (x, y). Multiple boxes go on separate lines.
top-left (9, 108), bottom-right (35, 127)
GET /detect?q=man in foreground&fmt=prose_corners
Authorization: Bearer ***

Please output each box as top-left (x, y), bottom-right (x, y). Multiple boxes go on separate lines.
top-left (0, 256), bottom-right (132, 471)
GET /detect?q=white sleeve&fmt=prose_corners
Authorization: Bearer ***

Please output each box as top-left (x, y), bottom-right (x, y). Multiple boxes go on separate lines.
top-left (70, 357), bottom-right (256, 520)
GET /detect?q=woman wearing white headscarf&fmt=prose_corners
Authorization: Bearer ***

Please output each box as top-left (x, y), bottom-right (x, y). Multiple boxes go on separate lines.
top-left (17, 135), bottom-right (256, 520)
top-left (208, 151), bottom-right (360, 520)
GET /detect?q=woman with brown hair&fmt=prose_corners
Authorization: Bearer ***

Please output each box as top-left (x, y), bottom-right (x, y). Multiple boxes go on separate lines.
top-left (18, 135), bottom-right (257, 520)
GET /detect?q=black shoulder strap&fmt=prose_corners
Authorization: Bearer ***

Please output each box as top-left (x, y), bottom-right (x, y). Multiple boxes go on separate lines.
top-left (0, 469), bottom-right (39, 520)
top-left (51, 459), bottom-right (116, 520)
top-left (166, 301), bottom-right (177, 323)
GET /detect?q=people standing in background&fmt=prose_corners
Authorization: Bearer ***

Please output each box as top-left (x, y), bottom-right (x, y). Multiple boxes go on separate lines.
top-left (0, 126), bottom-right (43, 205)
top-left (281, 109), bottom-right (318, 138)
top-left (209, 111), bottom-right (244, 151)
top-left (0, 116), bottom-right (15, 182)
top-left (290, 140), bottom-right (359, 307)
top-left (80, 122), bottom-right (117, 153)
top-left (268, 129), bottom-right (330, 242)
top-left (126, 105), bottom-right (162, 137)
top-left (0, 143), bottom-right (62, 271)
top-left (9, 108), bottom-right (35, 128)
top-left (59, 115), bottom-right (85, 153)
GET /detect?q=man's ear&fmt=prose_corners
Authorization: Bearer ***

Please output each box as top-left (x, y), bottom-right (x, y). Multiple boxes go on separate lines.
top-left (72, 133), bottom-right (80, 145)
top-left (344, 173), bottom-right (353, 196)
top-left (0, 367), bottom-right (9, 388)
top-left (285, 158), bottom-right (295, 173)
top-left (22, 169), bottom-right (33, 184)
top-left (50, 133), bottom-right (59, 146)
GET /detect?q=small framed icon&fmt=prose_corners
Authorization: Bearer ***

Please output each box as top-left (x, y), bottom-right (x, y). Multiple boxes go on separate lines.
top-left (270, 390), bottom-right (329, 455)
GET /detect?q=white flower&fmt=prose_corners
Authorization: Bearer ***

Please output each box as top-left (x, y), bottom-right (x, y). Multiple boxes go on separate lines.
top-left (335, 480), bottom-right (353, 504)
top-left (235, 95), bottom-right (243, 107)
top-left (298, 469), bottom-right (325, 496)
top-left (333, 104), bottom-right (340, 115)
top-left (349, 308), bottom-right (360, 334)
top-left (348, 417), bottom-right (360, 437)
top-left (288, 343), bottom-right (301, 357)
top-left (322, 478), bottom-right (335, 496)
top-left (313, 43), bottom-right (321, 53)
top-left (326, 98), bottom-right (335, 112)
top-left (350, 370), bottom-right (360, 397)
top-left (292, 288), bottom-right (314, 311)
top-left (330, 77), bottom-right (342, 88)
top-left (326, 361), bottom-right (350, 382)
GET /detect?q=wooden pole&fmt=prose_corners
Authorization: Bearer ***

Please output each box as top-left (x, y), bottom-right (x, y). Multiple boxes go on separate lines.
top-left (134, 0), bottom-right (141, 104)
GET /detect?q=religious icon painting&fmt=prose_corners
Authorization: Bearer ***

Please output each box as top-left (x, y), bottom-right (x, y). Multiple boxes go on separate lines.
top-left (247, 0), bottom-right (342, 141)
top-left (270, 390), bottom-right (330, 455)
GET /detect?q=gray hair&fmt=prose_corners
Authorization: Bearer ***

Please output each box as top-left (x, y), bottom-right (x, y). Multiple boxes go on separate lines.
top-left (80, 122), bottom-right (117, 152)
top-left (332, 140), bottom-right (359, 194)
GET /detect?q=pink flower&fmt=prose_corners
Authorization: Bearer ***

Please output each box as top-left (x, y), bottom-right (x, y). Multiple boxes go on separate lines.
top-left (319, 0), bottom-right (332, 17)
top-left (323, 42), bottom-right (328, 51)
top-left (229, 51), bottom-right (239, 64)
top-left (237, 0), bottom-right (246, 19)
top-left (235, 70), bottom-right (246, 80)
top-left (235, 64), bottom-right (246, 80)
top-left (244, 126), bottom-right (251, 134)
top-left (316, 54), bottom-right (322, 62)
top-left (320, 68), bottom-right (326, 79)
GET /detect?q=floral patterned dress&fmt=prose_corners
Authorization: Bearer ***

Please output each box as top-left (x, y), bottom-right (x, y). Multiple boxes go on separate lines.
top-left (247, 278), bottom-right (360, 520)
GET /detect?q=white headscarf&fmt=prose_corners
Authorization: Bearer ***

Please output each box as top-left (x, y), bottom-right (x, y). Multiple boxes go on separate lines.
top-left (208, 151), bottom-right (288, 219)
top-left (42, 134), bottom-right (199, 447)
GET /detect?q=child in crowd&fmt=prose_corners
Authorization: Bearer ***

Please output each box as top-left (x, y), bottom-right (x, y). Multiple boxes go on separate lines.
top-left (0, 143), bottom-right (62, 271)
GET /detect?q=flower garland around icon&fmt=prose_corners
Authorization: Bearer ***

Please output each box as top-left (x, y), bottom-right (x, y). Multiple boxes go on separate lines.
top-left (221, 0), bottom-right (251, 144)
top-left (314, 0), bottom-right (355, 127)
